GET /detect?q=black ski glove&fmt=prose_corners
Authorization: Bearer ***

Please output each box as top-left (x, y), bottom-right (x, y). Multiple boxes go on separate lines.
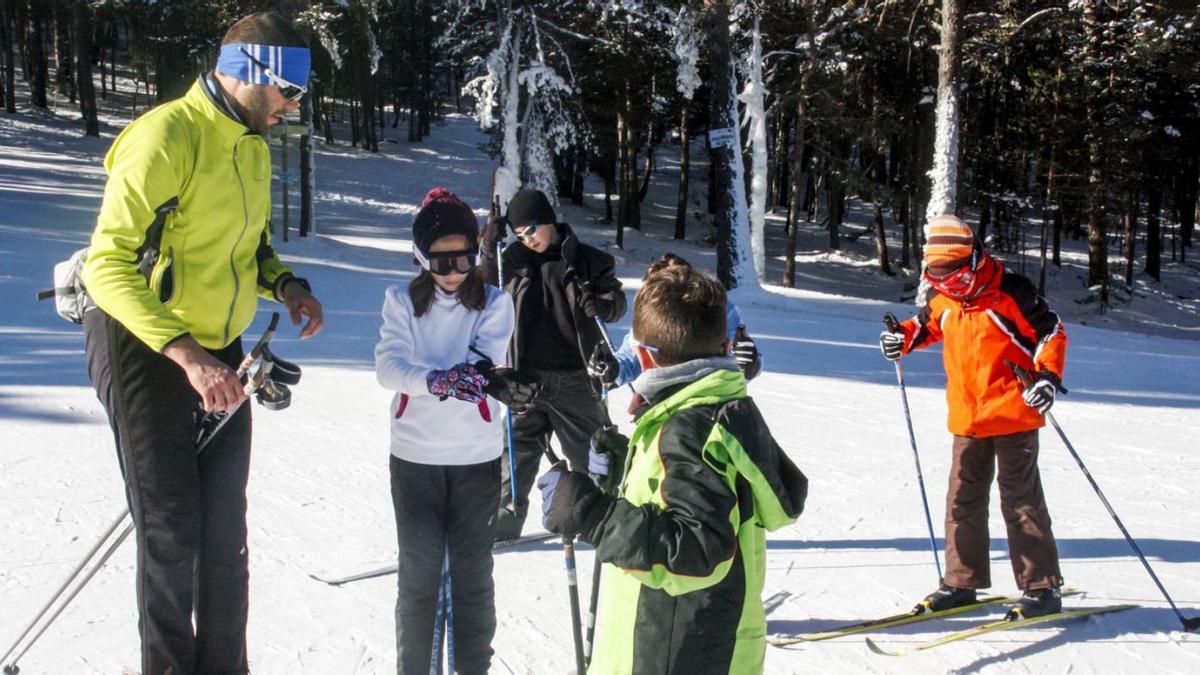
top-left (588, 426), bottom-right (630, 491)
top-left (732, 325), bottom-right (761, 380)
top-left (579, 289), bottom-right (615, 321)
top-left (538, 466), bottom-right (612, 543)
top-left (586, 342), bottom-right (621, 390)
top-left (481, 214), bottom-right (506, 255)
top-left (476, 360), bottom-right (539, 413)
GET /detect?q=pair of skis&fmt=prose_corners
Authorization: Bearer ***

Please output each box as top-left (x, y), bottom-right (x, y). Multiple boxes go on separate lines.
top-left (769, 589), bottom-right (1136, 656)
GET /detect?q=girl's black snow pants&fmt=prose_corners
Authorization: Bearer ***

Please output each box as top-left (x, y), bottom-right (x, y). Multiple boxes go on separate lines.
top-left (85, 309), bottom-right (251, 675)
top-left (390, 454), bottom-right (499, 675)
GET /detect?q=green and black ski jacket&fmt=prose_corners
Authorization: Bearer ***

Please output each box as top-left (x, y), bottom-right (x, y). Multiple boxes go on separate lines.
top-left (582, 368), bottom-right (807, 675)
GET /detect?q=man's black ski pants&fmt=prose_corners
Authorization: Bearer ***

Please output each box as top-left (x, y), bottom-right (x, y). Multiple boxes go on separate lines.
top-left (85, 310), bottom-right (251, 675)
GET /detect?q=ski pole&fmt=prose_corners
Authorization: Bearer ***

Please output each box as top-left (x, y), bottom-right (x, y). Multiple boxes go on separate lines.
top-left (883, 314), bottom-right (942, 583)
top-left (495, 230), bottom-right (519, 513)
top-left (3, 314), bottom-right (291, 673)
top-left (582, 315), bottom-right (620, 666)
top-left (1, 509), bottom-right (129, 673)
top-left (3, 517), bottom-right (133, 675)
top-left (543, 448), bottom-right (587, 673)
top-left (1006, 360), bottom-right (1200, 633)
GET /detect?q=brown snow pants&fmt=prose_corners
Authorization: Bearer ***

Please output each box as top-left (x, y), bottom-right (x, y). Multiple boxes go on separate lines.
top-left (942, 430), bottom-right (1063, 591)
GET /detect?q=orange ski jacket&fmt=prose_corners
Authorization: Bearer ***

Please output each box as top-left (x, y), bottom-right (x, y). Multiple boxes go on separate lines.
top-left (897, 259), bottom-right (1067, 438)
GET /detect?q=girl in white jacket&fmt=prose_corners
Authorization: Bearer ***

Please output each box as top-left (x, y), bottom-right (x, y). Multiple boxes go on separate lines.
top-left (375, 188), bottom-right (537, 674)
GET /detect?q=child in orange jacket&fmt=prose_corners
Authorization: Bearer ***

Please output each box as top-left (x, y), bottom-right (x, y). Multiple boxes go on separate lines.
top-left (880, 214), bottom-right (1067, 619)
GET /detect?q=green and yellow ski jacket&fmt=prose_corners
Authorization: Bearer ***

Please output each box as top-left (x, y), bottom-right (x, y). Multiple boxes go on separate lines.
top-left (83, 77), bottom-right (294, 351)
top-left (582, 367), bottom-right (808, 675)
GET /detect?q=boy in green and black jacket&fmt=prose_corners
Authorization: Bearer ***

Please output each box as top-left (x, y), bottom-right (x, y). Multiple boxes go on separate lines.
top-left (537, 262), bottom-right (807, 675)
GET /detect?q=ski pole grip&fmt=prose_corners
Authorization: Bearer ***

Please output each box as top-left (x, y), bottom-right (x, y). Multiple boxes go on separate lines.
top-left (883, 313), bottom-right (901, 334)
top-left (1004, 359), bottom-right (1068, 394)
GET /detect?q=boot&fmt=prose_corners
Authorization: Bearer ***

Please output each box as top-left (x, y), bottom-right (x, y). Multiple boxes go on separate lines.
top-left (916, 583), bottom-right (978, 614)
top-left (1005, 587), bottom-right (1062, 621)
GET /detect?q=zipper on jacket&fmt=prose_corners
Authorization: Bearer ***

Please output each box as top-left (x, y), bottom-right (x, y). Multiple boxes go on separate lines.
top-left (225, 137), bottom-right (252, 346)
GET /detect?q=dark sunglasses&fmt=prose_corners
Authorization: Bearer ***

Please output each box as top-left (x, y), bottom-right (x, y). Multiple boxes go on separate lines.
top-left (426, 250), bottom-right (477, 276)
top-left (240, 48), bottom-right (307, 101)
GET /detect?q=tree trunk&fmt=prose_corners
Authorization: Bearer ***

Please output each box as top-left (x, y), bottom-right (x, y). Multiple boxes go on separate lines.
top-left (1145, 187), bottom-right (1161, 281)
top-left (784, 50), bottom-right (812, 287)
top-left (1177, 142), bottom-right (1198, 255)
top-left (1, 0), bottom-right (16, 112)
top-left (28, 1), bottom-right (48, 108)
top-left (873, 203), bottom-right (893, 275)
top-left (73, 1), bottom-right (96, 135)
top-left (1122, 194), bottom-right (1136, 288)
top-left (827, 173), bottom-right (843, 251)
top-left (300, 90), bottom-right (314, 237)
top-left (53, 0), bottom-right (71, 101)
top-left (674, 104), bottom-right (689, 240)
top-left (1052, 206), bottom-right (1063, 267)
top-left (706, 0), bottom-right (753, 290)
top-left (1082, 0), bottom-right (1108, 305)
top-left (925, 0), bottom-right (961, 226)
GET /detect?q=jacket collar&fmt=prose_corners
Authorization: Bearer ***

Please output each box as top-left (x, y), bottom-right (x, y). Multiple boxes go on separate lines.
top-left (630, 365), bottom-right (745, 450)
top-left (191, 74), bottom-right (258, 144)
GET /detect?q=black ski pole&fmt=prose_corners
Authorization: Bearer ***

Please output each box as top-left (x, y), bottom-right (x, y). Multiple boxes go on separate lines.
top-left (543, 448), bottom-right (587, 673)
top-left (583, 315), bottom-right (621, 666)
top-left (883, 313), bottom-right (942, 583)
top-left (1006, 360), bottom-right (1200, 633)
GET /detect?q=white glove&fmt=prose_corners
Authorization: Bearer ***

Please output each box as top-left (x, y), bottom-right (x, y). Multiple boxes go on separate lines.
top-left (879, 331), bottom-right (905, 361)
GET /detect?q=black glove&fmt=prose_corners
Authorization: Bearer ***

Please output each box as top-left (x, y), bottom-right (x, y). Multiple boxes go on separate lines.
top-left (586, 342), bottom-right (621, 390)
top-left (588, 425), bottom-right (630, 490)
top-left (732, 325), bottom-right (761, 380)
top-left (580, 289), bottom-right (614, 321)
top-left (476, 360), bottom-right (539, 413)
top-left (1022, 370), bottom-right (1061, 414)
top-left (539, 467), bottom-right (611, 542)
top-left (481, 217), bottom-right (506, 255)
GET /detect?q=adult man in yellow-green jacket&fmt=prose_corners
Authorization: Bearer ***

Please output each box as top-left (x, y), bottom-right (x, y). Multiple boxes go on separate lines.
top-left (539, 260), bottom-right (807, 674)
top-left (81, 12), bottom-right (322, 674)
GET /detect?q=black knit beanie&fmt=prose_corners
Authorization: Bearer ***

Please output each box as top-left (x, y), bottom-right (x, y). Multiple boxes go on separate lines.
top-left (505, 188), bottom-right (557, 228)
top-left (412, 188), bottom-right (478, 255)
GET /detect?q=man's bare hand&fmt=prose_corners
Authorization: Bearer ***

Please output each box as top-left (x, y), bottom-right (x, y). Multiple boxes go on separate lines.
top-left (282, 280), bottom-right (324, 339)
top-left (164, 336), bottom-right (246, 413)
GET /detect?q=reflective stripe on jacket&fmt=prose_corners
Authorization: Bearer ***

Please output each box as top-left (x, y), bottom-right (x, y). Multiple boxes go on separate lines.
top-left (899, 259), bottom-right (1067, 438)
top-left (588, 369), bottom-right (807, 675)
top-left (83, 77), bottom-right (293, 351)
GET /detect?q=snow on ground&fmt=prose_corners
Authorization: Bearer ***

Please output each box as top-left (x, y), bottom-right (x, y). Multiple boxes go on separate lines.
top-left (2, 94), bottom-right (1199, 674)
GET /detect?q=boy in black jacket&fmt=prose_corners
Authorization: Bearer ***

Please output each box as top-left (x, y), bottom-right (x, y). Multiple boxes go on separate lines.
top-left (482, 188), bottom-right (626, 540)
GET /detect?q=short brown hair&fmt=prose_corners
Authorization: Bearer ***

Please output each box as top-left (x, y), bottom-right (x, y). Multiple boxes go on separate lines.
top-left (222, 12), bottom-right (307, 48)
top-left (632, 264), bottom-right (726, 366)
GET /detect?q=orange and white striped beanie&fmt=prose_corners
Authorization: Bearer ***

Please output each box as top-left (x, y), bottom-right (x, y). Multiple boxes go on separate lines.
top-left (924, 214), bottom-right (975, 275)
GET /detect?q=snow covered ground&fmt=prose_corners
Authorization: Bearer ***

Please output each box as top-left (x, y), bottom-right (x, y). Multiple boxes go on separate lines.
top-left (2, 100), bottom-right (1199, 674)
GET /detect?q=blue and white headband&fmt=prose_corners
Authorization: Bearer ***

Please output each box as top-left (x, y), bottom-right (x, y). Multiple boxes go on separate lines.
top-left (216, 43), bottom-right (311, 89)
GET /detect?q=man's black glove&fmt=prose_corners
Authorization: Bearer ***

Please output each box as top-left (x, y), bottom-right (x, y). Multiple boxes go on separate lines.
top-left (481, 216), bottom-right (506, 255)
top-left (732, 325), bottom-right (761, 380)
top-left (538, 467), bottom-right (611, 542)
top-left (580, 288), bottom-right (615, 321)
top-left (586, 342), bottom-right (621, 390)
top-left (476, 360), bottom-right (539, 413)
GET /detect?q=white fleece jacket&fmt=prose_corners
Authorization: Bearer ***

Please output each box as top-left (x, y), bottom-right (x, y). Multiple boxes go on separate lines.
top-left (375, 282), bottom-right (515, 465)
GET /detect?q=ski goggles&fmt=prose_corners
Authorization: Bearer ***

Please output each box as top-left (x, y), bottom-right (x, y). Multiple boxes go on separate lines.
top-left (416, 248), bottom-right (478, 276)
top-left (924, 264), bottom-right (976, 299)
top-left (216, 43), bottom-right (311, 101)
